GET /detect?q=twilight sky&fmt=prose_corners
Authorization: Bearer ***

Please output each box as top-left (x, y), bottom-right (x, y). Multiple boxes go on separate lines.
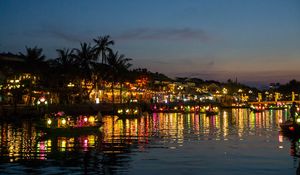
top-left (0, 0), bottom-right (299, 87)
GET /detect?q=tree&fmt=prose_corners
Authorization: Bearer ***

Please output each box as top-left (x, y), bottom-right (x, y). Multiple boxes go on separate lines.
top-left (19, 46), bottom-right (46, 105)
top-left (106, 51), bottom-right (132, 104)
top-left (93, 35), bottom-right (115, 102)
top-left (19, 46), bottom-right (46, 74)
top-left (47, 48), bottom-right (78, 104)
top-left (72, 42), bottom-right (97, 102)
top-left (93, 35), bottom-right (114, 64)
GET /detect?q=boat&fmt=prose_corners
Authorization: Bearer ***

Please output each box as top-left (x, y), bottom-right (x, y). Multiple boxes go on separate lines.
top-left (116, 106), bottom-right (142, 118)
top-left (205, 110), bottom-right (219, 116)
top-left (250, 105), bottom-right (266, 113)
top-left (280, 120), bottom-right (300, 137)
top-left (37, 111), bottom-right (103, 136)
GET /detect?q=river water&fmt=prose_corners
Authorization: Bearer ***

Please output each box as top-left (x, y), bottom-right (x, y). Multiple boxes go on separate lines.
top-left (0, 109), bottom-right (299, 175)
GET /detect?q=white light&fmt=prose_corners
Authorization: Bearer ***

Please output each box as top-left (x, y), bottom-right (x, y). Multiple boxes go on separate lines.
top-left (40, 97), bottom-right (46, 102)
top-left (61, 118), bottom-right (66, 125)
top-left (95, 98), bottom-right (100, 104)
top-left (47, 119), bottom-right (52, 125)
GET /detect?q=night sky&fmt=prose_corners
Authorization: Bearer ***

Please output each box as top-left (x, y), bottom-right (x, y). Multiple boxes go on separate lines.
top-left (1, 0), bottom-right (299, 87)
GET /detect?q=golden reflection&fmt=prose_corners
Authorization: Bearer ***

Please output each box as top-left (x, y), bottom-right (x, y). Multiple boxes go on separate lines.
top-left (222, 111), bottom-right (229, 139)
top-left (0, 108), bottom-right (288, 162)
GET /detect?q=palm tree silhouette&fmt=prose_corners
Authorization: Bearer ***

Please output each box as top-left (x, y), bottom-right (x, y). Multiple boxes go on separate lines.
top-left (19, 46), bottom-right (46, 105)
top-left (93, 35), bottom-right (114, 64)
top-left (106, 51), bottom-right (132, 104)
top-left (48, 48), bottom-right (76, 104)
top-left (19, 46), bottom-right (46, 74)
top-left (72, 42), bottom-right (97, 102)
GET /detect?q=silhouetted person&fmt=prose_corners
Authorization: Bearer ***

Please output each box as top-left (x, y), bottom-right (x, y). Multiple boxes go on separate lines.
top-left (290, 102), bottom-right (297, 123)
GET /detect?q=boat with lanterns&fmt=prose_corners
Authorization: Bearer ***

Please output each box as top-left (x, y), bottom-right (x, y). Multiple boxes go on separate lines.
top-left (38, 111), bottom-right (103, 136)
top-left (116, 106), bottom-right (142, 118)
top-left (150, 103), bottom-right (219, 115)
top-left (280, 117), bottom-right (300, 137)
top-left (249, 104), bottom-right (266, 113)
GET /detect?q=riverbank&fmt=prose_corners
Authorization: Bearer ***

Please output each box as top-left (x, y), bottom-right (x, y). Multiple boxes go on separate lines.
top-left (0, 102), bottom-right (149, 120)
top-left (0, 101), bottom-right (245, 121)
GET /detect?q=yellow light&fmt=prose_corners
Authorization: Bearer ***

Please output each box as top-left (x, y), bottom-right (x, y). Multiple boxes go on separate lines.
top-left (297, 118), bottom-right (300, 123)
top-left (61, 118), bottom-right (66, 125)
top-left (47, 140), bottom-right (52, 147)
top-left (47, 118), bottom-right (52, 125)
top-left (61, 140), bottom-right (66, 148)
top-left (88, 116), bottom-right (95, 123)
top-left (67, 82), bottom-right (75, 87)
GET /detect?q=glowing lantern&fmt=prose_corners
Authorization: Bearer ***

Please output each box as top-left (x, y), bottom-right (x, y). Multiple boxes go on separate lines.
top-left (40, 97), bottom-right (46, 102)
top-left (61, 118), bottom-right (66, 125)
top-left (47, 118), bottom-right (52, 125)
top-left (289, 126), bottom-right (295, 131)
top-left (297, 118), bottom-right (300, 123)
top-left (88, 116), bottom-right (95, 123)
top-left (84, 117), bottom-right (88, 122)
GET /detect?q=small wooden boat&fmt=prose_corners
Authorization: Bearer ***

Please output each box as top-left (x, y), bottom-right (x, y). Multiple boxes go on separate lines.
top-left (37, 111), bottom-right (102, 136)
top-left (280, 121), bottom-right (300, 136)
top-left (205, 111), bottom-right (219, 116)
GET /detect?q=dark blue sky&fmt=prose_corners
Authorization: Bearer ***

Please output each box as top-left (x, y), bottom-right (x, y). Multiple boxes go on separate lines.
top-left (1, 0), bottom-right (299, 87)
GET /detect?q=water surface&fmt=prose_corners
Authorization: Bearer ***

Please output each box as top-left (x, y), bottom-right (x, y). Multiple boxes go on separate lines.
top-left (0, 109), bottom-right (298, 175)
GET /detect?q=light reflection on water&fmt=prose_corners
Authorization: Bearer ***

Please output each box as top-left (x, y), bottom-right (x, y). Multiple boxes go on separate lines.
top-left (0, 109), bottom-right (297, 175)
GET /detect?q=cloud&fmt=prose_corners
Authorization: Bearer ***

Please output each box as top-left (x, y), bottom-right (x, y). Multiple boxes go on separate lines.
top-left (24, 25), bottom-right (90, 44)
top-left (45, 29), bottom-right (83, 43)
top-left (116, 27), bottom-right (211, 42)
top-left (165, 69), bottom-right (300, 88)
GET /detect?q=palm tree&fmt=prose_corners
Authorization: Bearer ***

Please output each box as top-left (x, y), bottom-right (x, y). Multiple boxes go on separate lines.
top-left (19, 46), bottom-right (46, 74)
top-left (93, 35), bottom-right (114, 64)
top-left (19, 46), bottom-right (46, 105)
top-left (106, 51), bottom-right (132, 104)
top-left (93, 36), bottom-right (115, 103)
top-left (72, 42), bottom-right (97, 102)
top-left (48, 48), bottom-right (77, 104)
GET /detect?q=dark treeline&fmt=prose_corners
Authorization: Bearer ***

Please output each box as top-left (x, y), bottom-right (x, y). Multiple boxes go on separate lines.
top-left (0, 35), bottom-right (178, 105)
